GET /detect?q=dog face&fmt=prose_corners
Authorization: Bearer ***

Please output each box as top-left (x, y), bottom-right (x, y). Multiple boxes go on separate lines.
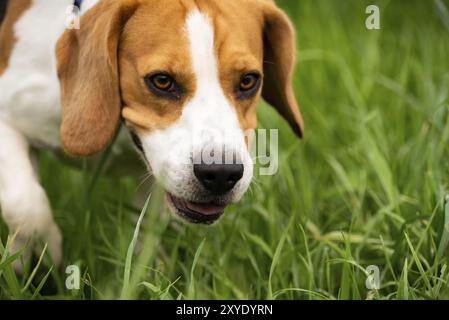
top-left (56, 0), bottom-right (304, 224)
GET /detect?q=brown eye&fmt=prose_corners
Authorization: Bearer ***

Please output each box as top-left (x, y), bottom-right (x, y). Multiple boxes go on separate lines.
top-left (151, 74), bottom-right (174, 91)
top-left (239, 73), bottom-right (260, 92)
top-left (144, 72), bottom-right (183, 100)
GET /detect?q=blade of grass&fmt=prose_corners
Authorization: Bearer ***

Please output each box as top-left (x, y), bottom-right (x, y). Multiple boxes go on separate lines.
top-left (22, 243), bottom-right (47, 293)
top-left (31, 266), bottom-right (54, 300)
top-left (397, 258), bottom-right (409, 300)
top-left (437, 195), bottom-right (449, 256)
top-left (404, 233), bottom-right (433, 294)
top-left (0, 236), bottom-right (22, 298)
top-left (267, 216), bottom-right (294, 299)
top-left (187, 238), bottom-right (206, 299)
top-left (120, 194), bottom-right (151, 299)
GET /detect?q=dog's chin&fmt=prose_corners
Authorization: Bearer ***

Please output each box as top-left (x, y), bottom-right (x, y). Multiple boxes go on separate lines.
top-left (165, 192), bottom-right (227, 224)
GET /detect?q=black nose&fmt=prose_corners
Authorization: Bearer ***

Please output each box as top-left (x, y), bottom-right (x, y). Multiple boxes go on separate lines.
top-left (194, 163), bottom-right (244, 195)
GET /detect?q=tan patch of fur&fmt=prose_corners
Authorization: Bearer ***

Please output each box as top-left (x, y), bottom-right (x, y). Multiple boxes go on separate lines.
top-left (0, 0), bottom-right (32, 76)
top-left (120, 0), bottom-right (196, 134)
top-left (260, 1), bottom-right (304, 137)
top-left (198, 0), bottom-right (304, 136)
top-left (56, 0), bottom-right (139, 156)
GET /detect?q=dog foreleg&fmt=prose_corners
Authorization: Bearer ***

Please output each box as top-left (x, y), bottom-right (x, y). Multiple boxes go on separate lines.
top-left (0, 121), bottom-right (62, 272)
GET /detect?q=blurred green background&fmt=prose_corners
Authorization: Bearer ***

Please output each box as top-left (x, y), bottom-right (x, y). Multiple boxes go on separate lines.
top-left (1, 0), bottom-right (449, 299)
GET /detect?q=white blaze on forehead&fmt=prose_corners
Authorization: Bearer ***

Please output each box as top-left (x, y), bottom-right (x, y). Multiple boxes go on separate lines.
top-left (185, 10), bottom-right (218, 86)
top-left (183, 10), bottom-right (243, 147)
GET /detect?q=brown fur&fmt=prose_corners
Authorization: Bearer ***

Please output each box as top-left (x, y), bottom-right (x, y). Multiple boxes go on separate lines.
top-left (260, 1), bottom-right (304, 137)
top-left (120, 0), bottom-right (196, 133)
top-left (56, 0), bottom-right (139, 156)
top-left (0, 0), bottom-right (31, 76)
top-left (56, 0), bottom-right (304, 156)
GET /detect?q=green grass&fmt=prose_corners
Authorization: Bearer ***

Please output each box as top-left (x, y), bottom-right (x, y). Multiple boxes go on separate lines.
top-left (1, 0), bottom-right (449, 300)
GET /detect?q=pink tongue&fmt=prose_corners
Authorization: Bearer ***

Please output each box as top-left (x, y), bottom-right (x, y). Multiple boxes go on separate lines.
top-left (186, 201), bottom-right (225, 215)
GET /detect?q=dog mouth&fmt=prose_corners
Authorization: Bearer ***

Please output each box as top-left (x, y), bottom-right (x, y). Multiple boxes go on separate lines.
top-left (166, 193), bottom-right (226, 224)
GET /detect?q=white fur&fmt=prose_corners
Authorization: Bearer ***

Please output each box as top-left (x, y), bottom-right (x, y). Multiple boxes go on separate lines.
top-left (0, 0), bottom-right (75, 147)
top-left (141, 10), bottom-right (253, 203)
top-left (0, 121), bottom-right (62, 270)
top-left (0, 0), bottom-right (98, 269)
top-left (79, 0), bottom-right (98, 13)
top-left (0, 0), bottom-right (99, 147)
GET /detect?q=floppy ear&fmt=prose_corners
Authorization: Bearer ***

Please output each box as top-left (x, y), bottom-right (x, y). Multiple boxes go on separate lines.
top-left (261, 2), bottom-right (304, 138)
top-left (56, 0), bottom-right (138, 156)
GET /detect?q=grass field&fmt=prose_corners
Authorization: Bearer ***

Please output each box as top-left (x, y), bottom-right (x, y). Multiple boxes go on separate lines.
top-left (1, 0), bottom-right (449, 300)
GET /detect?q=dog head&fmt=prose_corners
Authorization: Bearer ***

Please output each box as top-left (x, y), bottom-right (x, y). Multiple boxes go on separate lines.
top-left (56, 0), bottom-right (304, 224)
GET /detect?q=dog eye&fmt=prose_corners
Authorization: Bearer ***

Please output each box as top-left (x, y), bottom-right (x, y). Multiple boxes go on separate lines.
top-left (144, 72), bottom-right (183, 100)
top-left (236, 72), bottom-right (262, 100)
top-left (236, 72), bottom-right (262, 99)
top-left (239, 73), bottom-right (260, 91)
top-left (148, 74), bottom-right (174, 91)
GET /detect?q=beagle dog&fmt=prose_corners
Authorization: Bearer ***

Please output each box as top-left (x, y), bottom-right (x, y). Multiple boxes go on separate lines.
top-left (0, 0), bottom-right (303, 267)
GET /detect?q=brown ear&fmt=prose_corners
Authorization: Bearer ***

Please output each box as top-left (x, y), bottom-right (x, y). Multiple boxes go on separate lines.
top-left (56, 0), bottom-right (138, 156)
top-left (261, 2), bottom-right (304, 138)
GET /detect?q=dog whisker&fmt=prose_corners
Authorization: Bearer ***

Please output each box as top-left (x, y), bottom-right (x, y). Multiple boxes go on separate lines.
top-left (136, 172), bottom-right (154, 191)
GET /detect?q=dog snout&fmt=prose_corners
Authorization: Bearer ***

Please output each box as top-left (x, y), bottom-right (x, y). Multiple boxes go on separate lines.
top-left (194, 161), bottom-right (244, 196)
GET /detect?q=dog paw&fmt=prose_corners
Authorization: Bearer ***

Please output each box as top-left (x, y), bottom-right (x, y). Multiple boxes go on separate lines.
top-left (8, 221), bottom-right (63, 274)
top-left (9, 234), bottom-right (33, 274)
top-left (2, 184), bottom-right (63, 272)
